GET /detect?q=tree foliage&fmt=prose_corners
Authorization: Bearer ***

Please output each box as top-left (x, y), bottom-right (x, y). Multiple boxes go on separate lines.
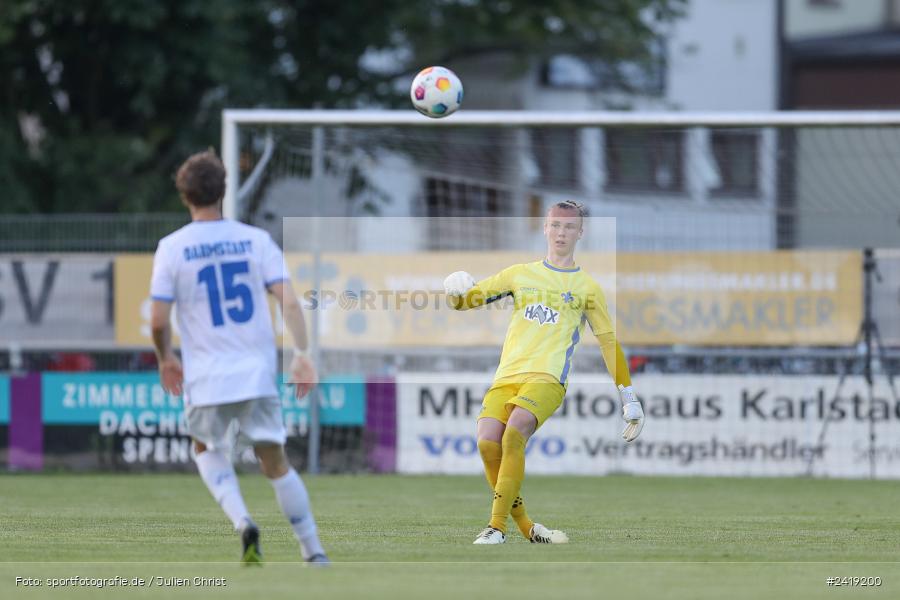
top-left (0, 0), bottom-right (684, 213)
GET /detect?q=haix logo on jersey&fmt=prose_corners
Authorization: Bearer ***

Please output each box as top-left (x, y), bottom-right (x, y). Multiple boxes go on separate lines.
top-left (524, 303), bottom-right (559, 326)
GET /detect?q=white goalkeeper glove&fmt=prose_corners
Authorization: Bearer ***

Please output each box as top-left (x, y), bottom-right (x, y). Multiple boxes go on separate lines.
top-left (619, 384), bottom-right (644, 443)
top-left (443, 271), bottom-right (475, 297)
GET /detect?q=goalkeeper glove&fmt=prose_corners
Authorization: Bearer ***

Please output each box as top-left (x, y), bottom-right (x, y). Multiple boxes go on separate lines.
top-left (618, 384), bottom-right (644, 443)
top-left (443, 271), bottom-right (475, 296)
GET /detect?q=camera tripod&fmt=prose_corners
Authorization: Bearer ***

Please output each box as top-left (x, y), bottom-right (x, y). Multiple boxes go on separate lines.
top-left (806, 249), bottom-right (899, 478)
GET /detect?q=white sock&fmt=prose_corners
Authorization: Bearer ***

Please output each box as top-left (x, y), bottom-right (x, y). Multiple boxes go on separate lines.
top-left (270, 469), bottom-right (325, 559)
top-left (195, 450), bottom-right (251, 531)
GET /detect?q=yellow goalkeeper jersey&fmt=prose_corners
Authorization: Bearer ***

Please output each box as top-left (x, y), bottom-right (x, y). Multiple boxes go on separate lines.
top-left (454, 259), bottom-right (615, 385)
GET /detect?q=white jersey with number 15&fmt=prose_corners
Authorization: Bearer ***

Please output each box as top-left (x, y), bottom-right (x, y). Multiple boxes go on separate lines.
top-left (150, 219), bottom-right (288, 407)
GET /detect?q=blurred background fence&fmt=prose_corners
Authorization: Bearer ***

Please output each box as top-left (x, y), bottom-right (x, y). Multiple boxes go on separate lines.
top-left (0, 214), bottom-right (188, 253)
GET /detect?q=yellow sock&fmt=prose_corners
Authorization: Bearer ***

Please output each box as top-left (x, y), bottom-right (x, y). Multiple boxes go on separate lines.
top-left (477, 438), bottom-right (502, 489)
top-left (489, 427), bottom-right (527, 533)
top-left (478, 438), bottom-right (534, 538)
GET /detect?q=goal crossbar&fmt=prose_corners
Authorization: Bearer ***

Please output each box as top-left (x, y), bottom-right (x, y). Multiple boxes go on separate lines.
top-left (223, 108), bottom-right (900, 127)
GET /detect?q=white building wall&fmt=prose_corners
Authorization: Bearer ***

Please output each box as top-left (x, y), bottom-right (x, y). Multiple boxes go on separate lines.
top-left (666, 0), bottom-right (778, 111)
top-left (503, 0), bottom-right (778, 113)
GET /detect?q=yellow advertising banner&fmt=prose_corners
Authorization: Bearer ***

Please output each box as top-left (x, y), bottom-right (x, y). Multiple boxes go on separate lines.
top-left (114, 255), bottom-right (155, 346)
top-left (115, 251), bottom-right (860, 347)
top-left (614, 251), bottom-right (860, 345)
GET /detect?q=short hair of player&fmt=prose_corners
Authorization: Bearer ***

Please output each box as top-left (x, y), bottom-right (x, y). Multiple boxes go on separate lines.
top-left (548, 200), bottom-right (587, 228)
top-left (550, 200), bottom-right (588, 218)
top-left (175, 150), bottom-right (226, 207)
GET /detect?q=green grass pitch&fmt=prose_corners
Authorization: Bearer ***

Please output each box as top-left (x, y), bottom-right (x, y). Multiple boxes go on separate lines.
top-left (2, 473), bottom-right (899, 599)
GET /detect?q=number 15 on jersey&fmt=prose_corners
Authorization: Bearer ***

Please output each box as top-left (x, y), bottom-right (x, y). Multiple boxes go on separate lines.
top-left (197, 260), bottom-right (255, 327)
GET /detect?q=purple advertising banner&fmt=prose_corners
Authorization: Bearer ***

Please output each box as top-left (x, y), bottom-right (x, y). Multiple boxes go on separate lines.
top-left (366, 377), bottom-right (397, 473)
top-left (10, 373), bottom-right (42, 471)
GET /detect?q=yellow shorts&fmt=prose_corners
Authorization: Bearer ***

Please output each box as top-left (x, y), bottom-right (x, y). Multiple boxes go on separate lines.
top-left (478, 373), bottom-right (566, 430)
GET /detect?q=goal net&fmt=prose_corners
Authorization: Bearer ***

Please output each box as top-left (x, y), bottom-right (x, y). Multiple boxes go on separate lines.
top-left (222, 110), bottom-right (900, 479)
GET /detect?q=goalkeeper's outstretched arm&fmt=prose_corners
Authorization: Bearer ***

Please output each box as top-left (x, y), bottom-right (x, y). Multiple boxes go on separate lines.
top-left (444, 267), bottom-right (513, 311)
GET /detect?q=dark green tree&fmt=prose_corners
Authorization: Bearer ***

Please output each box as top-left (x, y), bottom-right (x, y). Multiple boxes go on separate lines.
top-left (0, 0), bottom-right (684, 213)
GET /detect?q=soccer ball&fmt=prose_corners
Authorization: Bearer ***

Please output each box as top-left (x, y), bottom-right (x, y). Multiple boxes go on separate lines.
top-left (410, 66), bottom-right (463, 118)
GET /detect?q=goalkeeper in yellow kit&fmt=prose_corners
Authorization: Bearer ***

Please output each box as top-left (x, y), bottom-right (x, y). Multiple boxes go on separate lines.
top-left (444, 201), bottom-right (644, 545)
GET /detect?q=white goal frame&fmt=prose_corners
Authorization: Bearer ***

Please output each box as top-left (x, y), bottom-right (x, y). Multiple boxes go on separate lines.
top-left (219, 108), bottom-right (900, 475)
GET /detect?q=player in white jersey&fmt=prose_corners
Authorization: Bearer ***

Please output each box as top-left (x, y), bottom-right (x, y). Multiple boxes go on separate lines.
top-left (150, 151), bottom-right (328, 565)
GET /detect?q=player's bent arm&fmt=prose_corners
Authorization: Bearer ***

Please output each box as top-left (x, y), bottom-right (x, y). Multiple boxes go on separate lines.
top-left (268, 280), bottom-right (318, 398)
top-left (268, 281), bottom-right (308, 352)
top-left (151, 299), bottom-right (183, 396)
top-left (151, 299), bottom-right (175, 361)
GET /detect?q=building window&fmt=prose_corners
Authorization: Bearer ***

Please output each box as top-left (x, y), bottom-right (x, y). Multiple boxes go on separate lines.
top-left (710, 131), bottom-right (759, 196)
top-left (605, 129), bottom-right (684, 192)
top-left (531, 128), bottom-right (579, 189)
top-left (542, 39), bottom-right (666, 96)
top-left (422, 177), bottom-right (508, 249)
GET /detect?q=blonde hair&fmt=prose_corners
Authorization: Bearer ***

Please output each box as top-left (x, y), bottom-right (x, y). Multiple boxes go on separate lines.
top-left (547, 200), bottom-right (588, 219)
top-left (551, 200), bottom-right (587, 217)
